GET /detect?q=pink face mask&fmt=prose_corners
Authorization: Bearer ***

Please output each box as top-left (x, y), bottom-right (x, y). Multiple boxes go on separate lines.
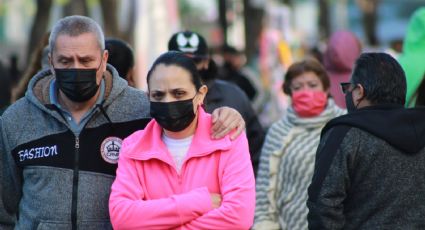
top-left (292, 90), bottom-right (327, 117)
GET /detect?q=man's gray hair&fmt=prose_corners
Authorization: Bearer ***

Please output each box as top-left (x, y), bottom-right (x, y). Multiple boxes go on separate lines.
top-left (49, 15), bottom-right (105, 54)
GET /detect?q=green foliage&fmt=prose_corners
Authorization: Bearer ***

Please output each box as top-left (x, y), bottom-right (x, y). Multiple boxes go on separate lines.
top-left (55, 0), bottom-right (70, 6)
top-left (87, 0), bottom-right (99, 8)
top-left (0, 3), bottom-right (6, 16)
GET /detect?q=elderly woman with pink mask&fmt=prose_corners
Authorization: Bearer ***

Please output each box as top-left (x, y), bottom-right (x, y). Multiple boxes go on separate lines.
top-left (253, 58), bottom-right (345, 230)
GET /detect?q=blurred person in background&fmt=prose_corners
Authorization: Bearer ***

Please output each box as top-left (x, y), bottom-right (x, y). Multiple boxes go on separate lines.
top-left (168, 31), bottom-right (265, 176)
top-left (0, 61), bottom-right (11, 115)
top-left (398, 7), bottom-right (425, 107)
top-left (219, 45), bottom-right (258, 101)
top-left (11, 31), bottom-right (51, 103)
top-left (323, 31), bottom-right (362, 109)
top-left (109, 51), bottom-right (255, 229)
top-left (254, 58), bottom-right (345, 230)
top-left (8, 54), bottom-right (21, 87)
top-left (386, 38), bottom-right (404, 59)
top-left (105, 38), bottom-right (136, 87)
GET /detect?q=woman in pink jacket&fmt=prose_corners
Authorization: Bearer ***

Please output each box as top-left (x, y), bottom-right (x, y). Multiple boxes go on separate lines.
top-left (109, 51), bottom-right (255, 229)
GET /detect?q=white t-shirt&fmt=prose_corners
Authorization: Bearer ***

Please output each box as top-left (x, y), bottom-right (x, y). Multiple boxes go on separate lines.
top-left (162, 134), bottom-right (193, 173)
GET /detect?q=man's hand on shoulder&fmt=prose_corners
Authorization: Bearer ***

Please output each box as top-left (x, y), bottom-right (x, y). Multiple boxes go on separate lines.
top-left (211, 107), bottom-right (245, 140)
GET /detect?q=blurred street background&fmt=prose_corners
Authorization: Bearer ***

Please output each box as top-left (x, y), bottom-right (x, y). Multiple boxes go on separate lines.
top-left (0, 0), bottom-right (424, 124)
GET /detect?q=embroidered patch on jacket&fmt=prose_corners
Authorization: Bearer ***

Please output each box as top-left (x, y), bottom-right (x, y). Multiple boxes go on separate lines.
top-left (100, 137), bottom-right (122, 164)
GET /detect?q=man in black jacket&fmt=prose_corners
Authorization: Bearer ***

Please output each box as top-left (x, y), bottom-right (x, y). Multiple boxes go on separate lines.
top-left (307, 52), bottom-right (425, 229)
top-left (168, 31), bottom-right (265, 176)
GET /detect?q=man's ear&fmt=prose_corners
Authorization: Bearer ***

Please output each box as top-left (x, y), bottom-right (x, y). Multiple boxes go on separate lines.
top-left (125, 67), bottom-right (136, 87)
top-left (48, 54), bottom-right (55, 75)
top-left (354, 84), bottom-right (366, 103)
top-left (102, 50), bottom-right (109, 72)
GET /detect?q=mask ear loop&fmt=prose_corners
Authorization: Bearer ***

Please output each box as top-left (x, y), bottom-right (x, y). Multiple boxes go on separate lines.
top-left (192, 92), bottom-right (201, 113)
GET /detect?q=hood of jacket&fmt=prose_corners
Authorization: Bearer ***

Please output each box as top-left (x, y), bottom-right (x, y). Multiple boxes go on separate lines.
top-left (323, 31), bottom-right (361, 108)
top-left (323, 31), bottom-right (361, 73)
top-left (322, 104), bottom-right (425, 154)
top-left (26, 64), bottom-right (128, 115)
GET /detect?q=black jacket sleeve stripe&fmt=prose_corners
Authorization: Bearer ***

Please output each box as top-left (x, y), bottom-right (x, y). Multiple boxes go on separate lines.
top-left (308, 125), bottom-right (351, 202)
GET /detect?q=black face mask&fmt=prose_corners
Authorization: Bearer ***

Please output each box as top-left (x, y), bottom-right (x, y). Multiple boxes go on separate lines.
top-left (345, 90), bottom-right (357, 113)
top-left (150, 97), bottom-right (196, 132)
top-left (54, 62), bottom-right (101, 102)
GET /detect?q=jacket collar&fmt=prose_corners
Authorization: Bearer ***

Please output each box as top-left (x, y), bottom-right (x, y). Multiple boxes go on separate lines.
top-left (27, 64), bottom-right (126, 107)
top-left (125, 107), bottom-right (232, 163)
top-left (26, 64), bottom-right (127, 120)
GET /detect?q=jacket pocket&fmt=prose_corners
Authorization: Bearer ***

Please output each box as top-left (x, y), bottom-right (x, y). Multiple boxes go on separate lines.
top-left (36, 220), bottom-right (112, 230)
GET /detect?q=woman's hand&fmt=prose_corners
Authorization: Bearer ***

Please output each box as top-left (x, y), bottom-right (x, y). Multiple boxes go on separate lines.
top-left (210, 193), bottom-right (222, 209)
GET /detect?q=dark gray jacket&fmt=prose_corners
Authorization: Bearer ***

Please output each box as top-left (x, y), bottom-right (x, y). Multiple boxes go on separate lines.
top-left (307, 104), bottom-right (425, 230)
top-left (204, 79), bottom-right (265, 175)
top-left (0, 65), bottom-right (150, 229)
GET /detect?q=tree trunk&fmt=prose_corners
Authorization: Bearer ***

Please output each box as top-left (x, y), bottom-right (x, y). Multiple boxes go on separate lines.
top-left (64, 0), bottom-right (88, 16)
top-left (357, 0), bottom-right (380, 46)
top-left (318, 0), bottom-right (330, 40)
top-left (282, 0), bottom-right (292, 6)
top-left (121, 0), bottom-right (137, 46)
top-left (27, 0), bottom-right (52, 63)
top-left (243, 0), bottom-right (264, 64)
top-left (100, 0), bottom-right (120, 38)
top-left (218, 0), bottom-right (228, 46)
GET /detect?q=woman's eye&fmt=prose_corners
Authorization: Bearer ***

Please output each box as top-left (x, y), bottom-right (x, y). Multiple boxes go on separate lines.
top-left (292, 86), bottom-right (301, 91)
top-left (175, 91), bottom-right (186, 97)
top-left (151, 93), bottom-right (163, 99)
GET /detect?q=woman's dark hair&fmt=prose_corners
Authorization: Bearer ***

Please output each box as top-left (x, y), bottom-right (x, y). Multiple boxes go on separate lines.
top-left (282, 58), bottom-right (330, 95)
top-left (413, 72), bottom-right (425, 107)
top-left (147, 51), bottom-right (202, 91)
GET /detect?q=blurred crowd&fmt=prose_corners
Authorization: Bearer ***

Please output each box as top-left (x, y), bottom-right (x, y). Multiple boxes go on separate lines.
top-left (1, 5), bottom-right (425, 230)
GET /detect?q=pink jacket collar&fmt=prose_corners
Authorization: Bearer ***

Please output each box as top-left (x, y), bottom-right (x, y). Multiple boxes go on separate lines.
top-left (124, 107), bottom-right (232, 164)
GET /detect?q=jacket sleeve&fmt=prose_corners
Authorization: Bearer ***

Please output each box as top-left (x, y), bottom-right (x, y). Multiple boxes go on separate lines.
top-left (109, 142), bottom-right (213, 229)
top-left (178, 132), bottom-right (256, 230)
top-left (0, 118), bottom-right (22, 229)
top-left (307, 126), bottom-right (352, 230)
top-left (252, 122), bottom-right (284, 229)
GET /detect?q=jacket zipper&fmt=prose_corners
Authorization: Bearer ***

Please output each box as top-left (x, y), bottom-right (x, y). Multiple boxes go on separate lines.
top-left (71, 136), bottom-right (80, 230)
